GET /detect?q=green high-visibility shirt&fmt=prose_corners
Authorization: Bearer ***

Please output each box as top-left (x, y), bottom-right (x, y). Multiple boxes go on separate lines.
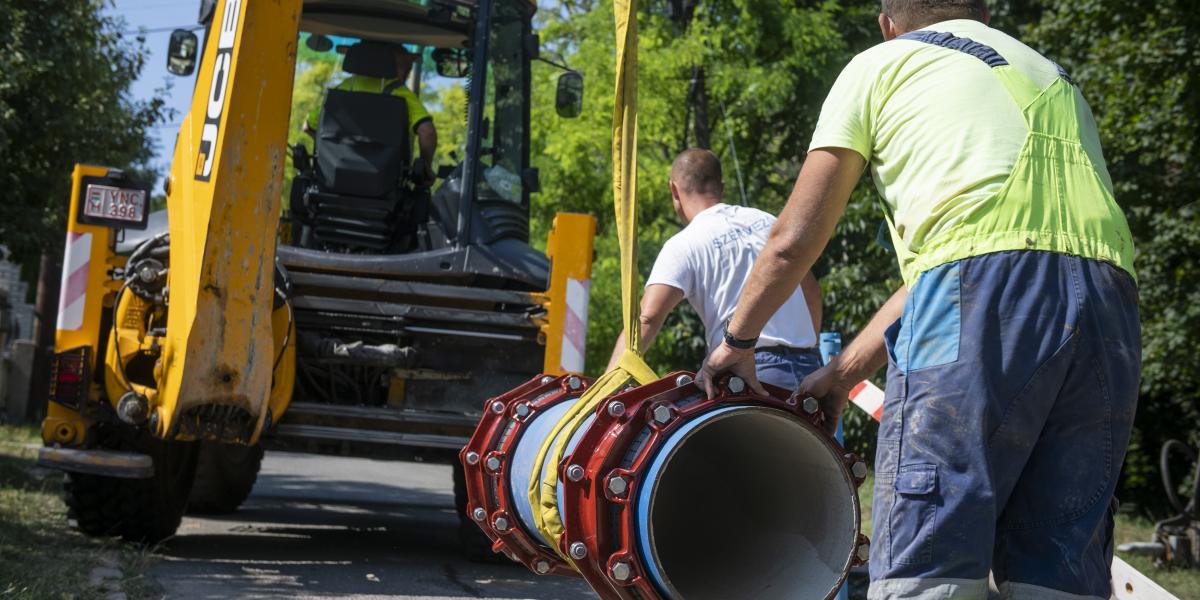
top-left (305, 75), bottom-right (433, 134)
top-left (809, 19), bottom-right (1135, 286)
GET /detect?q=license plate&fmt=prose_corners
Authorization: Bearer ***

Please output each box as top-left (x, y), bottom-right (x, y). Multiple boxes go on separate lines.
top-left (83, 184), bottom-right (146, 224)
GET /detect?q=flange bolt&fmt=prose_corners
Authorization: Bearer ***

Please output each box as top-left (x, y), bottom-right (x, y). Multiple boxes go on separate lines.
top-left (652, 405), bottom-right (673, 425)
top-left (540, 375), bottom-right (554, 384)
top-left (728, 376), bottom-right (746, 394)
top-left (567, 376), bottom-right (582, 390)
top-left (607, 475), bottom-right (628, 497)
top-left (569, 542), bottom-right (588, 560)
top-left (535, 560), bottom-right (551, 574)
top-left (565, 464), bottom-right (585, 482)
top-left (465, 451), bottom-right (480, 466)
top-left (485, 456), bottom-right (502, 472)
top-left (514, 403), bottom-right (531, 418)
top-left (493, 516), bottom-right (509, 532)
top-left (490, 400), bottom-right (505, 414)
top-left (857, 541), bottom-right (871, 563)
top-left (472, 507), bottom-right (486, 522)
top-left (852, 461), bottom-right (869, 479)
top-left (803, 396), bottom-right (820, 414)
top-left (607, 401), bottom-right (626, 418)
top-left (610, 561), bottom-right (632, 582)
top-left (675, 374), bottom-right (693, 387)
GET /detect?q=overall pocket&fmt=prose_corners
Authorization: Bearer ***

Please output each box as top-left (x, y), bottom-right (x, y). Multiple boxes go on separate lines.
top-left (889, 464), bottom-right (939, 566)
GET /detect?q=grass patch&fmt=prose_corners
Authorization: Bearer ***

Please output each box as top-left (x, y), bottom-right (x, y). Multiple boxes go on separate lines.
top-left (857, 475), bottom-right (1200, 597)
top-left (0, 424), bottom-right (161, 600)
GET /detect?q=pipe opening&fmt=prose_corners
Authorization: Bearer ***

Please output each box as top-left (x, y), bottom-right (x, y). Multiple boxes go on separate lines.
top-left (642, 407), bottom-right (857, 600)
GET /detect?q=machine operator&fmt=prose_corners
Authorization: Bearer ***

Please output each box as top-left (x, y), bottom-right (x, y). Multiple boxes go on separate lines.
top-left (608, 148), bottom-right (824, 391)
top-left (697, 1), bottom-right (1140, 599)
top-left (304, 41), bottom-right (438, 183)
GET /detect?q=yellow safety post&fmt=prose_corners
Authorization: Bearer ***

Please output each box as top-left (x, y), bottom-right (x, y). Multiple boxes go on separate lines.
top-left (529, 0), bottom-right (658, 560)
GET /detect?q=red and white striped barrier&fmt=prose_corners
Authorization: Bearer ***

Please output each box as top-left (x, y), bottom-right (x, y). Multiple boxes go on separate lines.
top-left (56, 231), bottom-right (92, 332)
top-left (559, 277), bottom-right (590, 373)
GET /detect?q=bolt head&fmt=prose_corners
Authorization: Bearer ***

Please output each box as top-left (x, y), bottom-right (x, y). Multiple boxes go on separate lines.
top-left (540, 375), bottom-right (554, 384)
top-left (607, 475), bottom-right (628, 497)
top-left (675, 374), bottom-right (694, 387)
top-left (610, 561), bottom-right (632, 582)
top-left (852, 461), bottom-right (869, 479)
top-left (535, 560), bottom-right (551, 574)
top-left (472, 507), bottom-right (487, 522)
top-left (465, 451), bottom-right (480, 466)
top-left (607, 401), bottom-right (626, 418)
top-left (514, 403), bottom-right (531, 418)
top-left (565, 464), bottom-right (585, 482)
top-left (727, 376), bottom-right (746, 394)
top-left (567, 376), bottom-right (582, 390)
top-left (802, 396), bottom-right (820, 414)
top-left (569, 542), bottom-right (588, 560)
top-left (857, 542), bottom-right (871, 562)
top-left (485, 456), bottom-right (502, 472)
top-left (493, 516), bottom-right (509, 532)
top-left (490, 400), bottom-right (506, 414)
top-left (652, 405), bottom-right (672, 425)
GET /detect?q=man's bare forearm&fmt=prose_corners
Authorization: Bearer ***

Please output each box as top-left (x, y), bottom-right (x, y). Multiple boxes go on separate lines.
top-left (727, 149), bottom-right (865, 340)
top-left (417, 122), bottom-right (437, 170)
top-left (801, 272), bottom-right (822, 337)
top-left (606, 284), bottom-right (683, 371)
top-left (833, 286), bottom-right (906, 383)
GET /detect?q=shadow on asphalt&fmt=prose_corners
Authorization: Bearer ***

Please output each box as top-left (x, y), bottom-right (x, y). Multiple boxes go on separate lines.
top-left (152, 470), bottom-right (596, 599)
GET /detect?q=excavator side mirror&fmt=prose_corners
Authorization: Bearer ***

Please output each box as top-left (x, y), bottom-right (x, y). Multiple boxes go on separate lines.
top-left (555, 71), bottom-right (584, 119)
top-left (166, 29), bottom-right (199, 77)
top-left (433, 48), bottom-right (471, 78)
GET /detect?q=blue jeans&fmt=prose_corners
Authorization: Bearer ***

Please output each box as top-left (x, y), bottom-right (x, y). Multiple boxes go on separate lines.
top-left (869, 251), bottom-right (1140, 600)
top-left (755, 348), bottom-right (823, 389)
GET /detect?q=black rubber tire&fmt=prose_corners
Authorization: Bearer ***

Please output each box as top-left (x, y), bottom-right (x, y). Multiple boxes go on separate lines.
top-left (453, 459), bottom-right (508, 563)
top-left (63, 427), bottom-right (199, 544)
top-left (187, 441), bottom-right (264, 514)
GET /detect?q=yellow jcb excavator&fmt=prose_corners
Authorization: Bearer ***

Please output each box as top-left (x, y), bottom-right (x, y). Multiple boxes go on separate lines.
top-left (37, 0), bottom-right (596, 556)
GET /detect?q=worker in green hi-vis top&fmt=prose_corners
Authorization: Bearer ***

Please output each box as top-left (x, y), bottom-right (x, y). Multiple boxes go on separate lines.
top-left (696, 1), bottom-right (1140, 599)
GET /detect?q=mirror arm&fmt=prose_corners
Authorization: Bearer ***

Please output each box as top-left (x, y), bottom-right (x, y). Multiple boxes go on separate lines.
top-left (536, 55), bottom-right (573, 73)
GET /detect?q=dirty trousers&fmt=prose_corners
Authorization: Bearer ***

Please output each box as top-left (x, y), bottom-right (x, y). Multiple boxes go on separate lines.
top-left (868, 251), bottom-right (1140, 600)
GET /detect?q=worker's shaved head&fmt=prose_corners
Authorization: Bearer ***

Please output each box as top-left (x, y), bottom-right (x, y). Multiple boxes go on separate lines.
top-left (881, 0), bottom-right (987, 30)
top-left (670, 149), bottom-right (724, 199)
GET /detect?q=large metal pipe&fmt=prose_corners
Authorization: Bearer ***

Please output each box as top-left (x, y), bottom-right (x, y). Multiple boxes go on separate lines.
top-left (461, 372), bottom-right (868, 600)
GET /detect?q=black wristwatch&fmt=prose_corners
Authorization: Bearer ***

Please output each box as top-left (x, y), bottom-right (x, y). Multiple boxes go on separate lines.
top-left (722, 318), bottom-right (758, 350)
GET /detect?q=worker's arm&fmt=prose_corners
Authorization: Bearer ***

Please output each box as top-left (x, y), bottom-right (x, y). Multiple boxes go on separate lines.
top-left (797, 286), bottom-right (905, 434)
top-left (695, 147), bottom-right (865, 398)
top-left (606, 284), bottom-right (685, 371)
top-left (800, 271), bottom-right (822, 336)
top-left (415, 120), bottom-right (437, 182)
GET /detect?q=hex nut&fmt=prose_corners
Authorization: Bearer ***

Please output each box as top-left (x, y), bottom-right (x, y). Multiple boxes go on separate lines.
top-left (514, 403), bottom-right (531, 418)
top-left (610, 561), bottom-right (632, 582)
top-left (569, 542), bottom-right (588, 560)
top-left (607, 475), bottom-right (628, 497)
top-left (802, 396), bottom-right (820, 414)
top-left (490, 401), bottom-right (506, 414)
top-left (535, 560), bottom-right (551, 574)
top-left (485, 456), bottom-right (502, 472)
top-left (540, 375), bottom-right (555, 384)
top-left (652, 405), bottom-right (672, 425)
top-left (494, 516), bottom-right (509, 532)
top-left (566, 464), bottom-right (585, 482)
top-left (857, 542), bottom-right (871, 562)
top-left (465, 451), bottom-right (480, 465)
top-left (472, 507), bottom-right (487, 522)
top-left (728, 376), bottom-right (746, 394)
top-left (567, 376), bottom-right (582, 390)
top-left (852, 461), bottom-right (869, 479)
top-left (675, 374), bottom-right (694, 387)
top-left (607, 401), bottom-right (626, 418)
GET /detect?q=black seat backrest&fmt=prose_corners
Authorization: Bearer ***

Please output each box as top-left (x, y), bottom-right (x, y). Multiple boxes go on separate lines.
top-left (315, 88), bottom-right (411, 198)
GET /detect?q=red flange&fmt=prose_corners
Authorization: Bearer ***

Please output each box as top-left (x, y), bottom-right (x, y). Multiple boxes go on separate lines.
top-left (558, 372), bottom-right (869, 600)
top-left (459, 373), bottom-right (592, 577)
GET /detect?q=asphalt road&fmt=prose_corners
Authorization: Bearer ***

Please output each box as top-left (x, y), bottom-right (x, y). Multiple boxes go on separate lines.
top-left (150, 452), bottom-right (597, 600)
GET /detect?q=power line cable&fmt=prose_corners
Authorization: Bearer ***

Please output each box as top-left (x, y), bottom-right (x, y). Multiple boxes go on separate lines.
top-left (121, 24), bottom-right (202, 35)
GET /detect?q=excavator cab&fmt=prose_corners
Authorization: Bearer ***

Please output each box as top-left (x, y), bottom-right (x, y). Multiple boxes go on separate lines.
top-left (37, 0), bottom-right (597, 551)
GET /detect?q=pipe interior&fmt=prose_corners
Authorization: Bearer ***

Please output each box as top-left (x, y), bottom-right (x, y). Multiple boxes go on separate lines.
top-left (642, 408), bottom-right (857, 600)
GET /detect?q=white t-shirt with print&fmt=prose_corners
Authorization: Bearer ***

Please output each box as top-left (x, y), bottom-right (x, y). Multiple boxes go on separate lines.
top-left (646, 203), bottom-right (817, 352)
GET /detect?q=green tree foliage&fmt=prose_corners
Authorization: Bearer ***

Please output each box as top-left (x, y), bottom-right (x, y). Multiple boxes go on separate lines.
top-left (0, 0), bottom-right (168, 264)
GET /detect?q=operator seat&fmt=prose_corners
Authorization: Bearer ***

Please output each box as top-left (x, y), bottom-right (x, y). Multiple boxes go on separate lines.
top-left (290, 42), bottom-right (427, 252)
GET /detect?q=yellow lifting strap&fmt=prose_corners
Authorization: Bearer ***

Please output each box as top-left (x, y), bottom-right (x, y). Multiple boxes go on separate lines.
top-left (528, 0), bottom-right (658, 560)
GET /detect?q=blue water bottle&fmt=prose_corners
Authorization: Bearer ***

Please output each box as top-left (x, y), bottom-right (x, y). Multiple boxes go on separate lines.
top-left (820, 332), bottom-right (852, 600)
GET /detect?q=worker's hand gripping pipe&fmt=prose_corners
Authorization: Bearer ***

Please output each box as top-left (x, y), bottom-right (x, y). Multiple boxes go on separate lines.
top-left (460, 373), bottom-right (871, 600)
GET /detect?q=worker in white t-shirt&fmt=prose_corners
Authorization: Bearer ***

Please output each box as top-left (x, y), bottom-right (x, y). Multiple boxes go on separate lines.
top-left (607, 148), bottom-right (823, 389)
